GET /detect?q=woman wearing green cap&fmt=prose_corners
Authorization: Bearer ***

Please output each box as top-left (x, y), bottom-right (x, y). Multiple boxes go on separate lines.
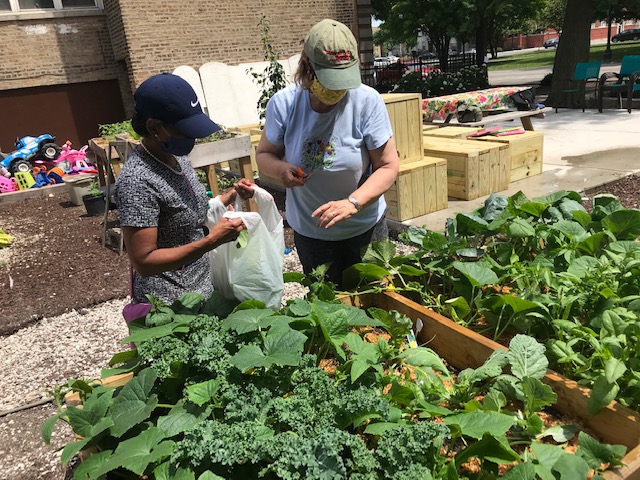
top-left (256, 19), bottom-right (400, 288)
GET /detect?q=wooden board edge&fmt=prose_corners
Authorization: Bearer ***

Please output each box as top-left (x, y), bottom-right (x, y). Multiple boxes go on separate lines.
top-left (64, 372), bottom-right (134, 406)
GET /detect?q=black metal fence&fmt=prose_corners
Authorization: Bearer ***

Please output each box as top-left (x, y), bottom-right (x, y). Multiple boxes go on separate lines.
top-left (365, 53), bottom-right (477, 88)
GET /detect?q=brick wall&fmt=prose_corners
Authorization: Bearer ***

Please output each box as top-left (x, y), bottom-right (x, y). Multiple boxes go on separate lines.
top-left (113, 0), bottom-right (358, 93)
top-left (0, 14), bottom-right (120, 91)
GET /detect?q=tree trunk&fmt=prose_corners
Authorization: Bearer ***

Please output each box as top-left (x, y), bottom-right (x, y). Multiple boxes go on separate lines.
top-left (546, 0), bottom-right (595, 108)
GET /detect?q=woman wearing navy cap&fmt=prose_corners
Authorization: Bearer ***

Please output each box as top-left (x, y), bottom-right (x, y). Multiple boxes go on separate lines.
top-left (116, 73), bottom-right (253, 308)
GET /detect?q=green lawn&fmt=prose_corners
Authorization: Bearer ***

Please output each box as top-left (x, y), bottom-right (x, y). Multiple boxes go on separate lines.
top-left (488, 40), bottom-right (640, 70)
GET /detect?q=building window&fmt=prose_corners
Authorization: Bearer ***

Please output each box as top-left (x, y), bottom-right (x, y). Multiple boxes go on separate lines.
top-left (2, 0), bottom-right (102, 12)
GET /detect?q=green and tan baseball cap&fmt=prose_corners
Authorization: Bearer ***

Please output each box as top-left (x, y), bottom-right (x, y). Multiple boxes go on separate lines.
top-left (304, 19), bottom-right (361, 90)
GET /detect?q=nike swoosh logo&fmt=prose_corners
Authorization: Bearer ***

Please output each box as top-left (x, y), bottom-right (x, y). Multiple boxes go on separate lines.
top-left (191, 99), bottom-right (199, 108)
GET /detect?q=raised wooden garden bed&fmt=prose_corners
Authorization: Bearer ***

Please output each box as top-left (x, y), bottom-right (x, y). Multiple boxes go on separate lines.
top-left (423, 136), bottom-right (509, 200)
top-left (382, 93), bottom-right (424, 164)
top-left (343, 291), bottom-right (640, 479)
top-left (386, 156), bottom-right (448, 221)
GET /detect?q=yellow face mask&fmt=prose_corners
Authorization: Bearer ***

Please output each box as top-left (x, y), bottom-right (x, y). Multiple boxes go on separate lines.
top-left (310, 80), bottom-right (347, 106)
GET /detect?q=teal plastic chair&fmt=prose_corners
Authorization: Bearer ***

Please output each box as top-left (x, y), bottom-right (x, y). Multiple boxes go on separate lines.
top-left (556, 61), bottom-right (602, 113)
top-left (598, 55), bottom-right (640, 113)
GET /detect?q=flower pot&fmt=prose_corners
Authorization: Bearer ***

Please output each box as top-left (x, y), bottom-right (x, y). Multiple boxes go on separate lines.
top-left (63, 173), bottom-right (98, 206)
top-left (82, 192), bottom-right (105, 216)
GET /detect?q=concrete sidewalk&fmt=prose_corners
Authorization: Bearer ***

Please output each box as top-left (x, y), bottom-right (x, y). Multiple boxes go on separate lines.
top-left (394, 108), bottom-right (640, 231)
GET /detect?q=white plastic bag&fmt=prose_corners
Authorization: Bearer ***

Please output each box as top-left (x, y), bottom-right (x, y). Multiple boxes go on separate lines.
top-left (206, 185), bottom-right (284, 310)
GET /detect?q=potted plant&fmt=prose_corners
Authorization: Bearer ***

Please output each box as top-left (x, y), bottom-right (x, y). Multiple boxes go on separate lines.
top-left (81, 180), bottom-right (105, 216)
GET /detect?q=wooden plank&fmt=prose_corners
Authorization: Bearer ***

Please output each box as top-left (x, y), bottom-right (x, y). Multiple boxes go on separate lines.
top-left (423, 126), bottom-right (483, 139)
top-left (65, 372), bottom-right (134, 407)
top-left (0, 183), bottom-right (67, 205)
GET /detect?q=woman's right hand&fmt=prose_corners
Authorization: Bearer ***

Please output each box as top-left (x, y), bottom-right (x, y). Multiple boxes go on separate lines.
top-left (282, 165), bottom-right (306, 188)
top-left (207, 216), bottom-right (245, 248)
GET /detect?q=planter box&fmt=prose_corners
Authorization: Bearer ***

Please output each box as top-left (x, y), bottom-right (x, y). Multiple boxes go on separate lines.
top-left (382, 93), bottom-right (423, 164)
top-left (470, 131), bottom-right (544, 182)
top-left (343, 291), bottom-right (640, 479)
top-left (66, 292), bottom-right (640, 478)
top-left (63, 173), bottom-right (98, 206)
top-left (423, 126), bottom-right (483, 139)
top-left (386, 156), bottom-right (448, 221)
top-left (423, 136), bottom-right (509, 200)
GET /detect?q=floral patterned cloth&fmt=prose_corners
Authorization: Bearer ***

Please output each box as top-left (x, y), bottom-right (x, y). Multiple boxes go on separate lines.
top-left (422, 86), bottom-right (530, 120)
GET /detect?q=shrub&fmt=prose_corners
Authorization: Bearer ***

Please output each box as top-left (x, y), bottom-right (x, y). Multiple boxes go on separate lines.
top-left (393, 65), bottom-right (489, 98)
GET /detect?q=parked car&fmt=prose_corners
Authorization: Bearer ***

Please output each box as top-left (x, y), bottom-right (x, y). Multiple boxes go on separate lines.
top-left (0, 134), bottom-right (60, 175)
top-left (374, 61), bottom-right (407, 84)
top-left (543, 37), bottom-right (559, 48)
top-left (419, 52), bottom-right (437, 59)
top-left (612, 28), bottom-right (640, 42)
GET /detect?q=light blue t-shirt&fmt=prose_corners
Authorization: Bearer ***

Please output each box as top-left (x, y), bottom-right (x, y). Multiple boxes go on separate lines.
top-left (265, 84), bottom-right (393, 241)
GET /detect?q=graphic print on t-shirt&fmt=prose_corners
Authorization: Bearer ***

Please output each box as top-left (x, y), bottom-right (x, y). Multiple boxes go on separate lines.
top-left (301, 134), bottom-right (336, 172)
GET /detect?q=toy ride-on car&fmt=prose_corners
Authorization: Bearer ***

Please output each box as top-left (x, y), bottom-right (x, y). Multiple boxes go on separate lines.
top-left (0, 134), bottom-right (61, 175)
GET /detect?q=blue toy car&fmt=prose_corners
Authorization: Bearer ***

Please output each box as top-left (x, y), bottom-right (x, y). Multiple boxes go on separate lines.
top-left (1, 134), bottom-right (61, 175)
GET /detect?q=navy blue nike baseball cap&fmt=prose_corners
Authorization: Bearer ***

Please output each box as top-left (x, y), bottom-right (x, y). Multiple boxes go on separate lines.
top-left (134, 73), bottom-right (220, 138)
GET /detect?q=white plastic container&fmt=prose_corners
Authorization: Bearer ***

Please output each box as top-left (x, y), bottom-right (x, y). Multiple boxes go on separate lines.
top-left (63, 174), bottom-right (98, 206)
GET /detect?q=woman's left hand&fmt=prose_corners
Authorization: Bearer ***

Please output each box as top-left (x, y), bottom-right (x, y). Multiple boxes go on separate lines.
top-left (312, 199), bottom-right (358, 229)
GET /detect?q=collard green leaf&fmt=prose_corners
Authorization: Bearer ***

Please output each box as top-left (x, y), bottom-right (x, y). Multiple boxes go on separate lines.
top-left (502, 461), bottom-right (536, 480)
top-left (398, 347), bottom-right (449, 375)
top-left (566, 256), bottom-right (600, 279)
top-left (516, 201), bottom-right (548, 218)
top-left (198, 472), bottom-right (225, 480)
top-left (157, 402), bottom-right (208, 437)
top-left (108, 349), bottom-right (139, 367)
top-left (314, 301), bottom-right (383, 327)
top-left (73, 450), bottom-right (113, 480)
top-left (171, 293), bottom-right (204, 312)
top-left (602, 209), bottom-right (640, 240)
top-left (362, 239), bottom-right (396, 266)
top-left (458, 349), bottom-right (508, 385)
top-left (221, 308), bottom-right (276, 334)
top-left (154, 462), bottom-right (197, 480)
top-left (533, 190), bottom-right (581, 205)
top-left (453, 261), bottom-right (499, 287)
top-left (550, 220), bottom-right (586, 239)
top-left (494, 295), bottom-right (540, 315)
top-left (531, 442), bottom-right (565, 480)
top-left (604, 358), bottom-right (627, 384)
top-left (455, 248), bottom-right (485, 260)
top-left (363, 422), bottom-right (405, 435)
top-left (367, 307), bottom-right (412, 342)
top-left (507, 335), bottom-right (548, 380)
top-left (123, 322), bottom-right (189, 345)
top-left (537, 424), bottom-right (578, 443)
top-left (454, 433), bottom-right (520, 465)
top-left (443, 411), bottom-right (516, 439)
top-left (456, 213), bottom-right (490, 236)
top-left (93, 427), bottom-right (175, 477)
top-left (61, 437), bottom-right (90, 465)
top-left (551, 451), bottom-right (590, 480)
top-left (482, 389), bottom-right (507, 412)
top-left (41, 413), bottom-right (59, 445)
top-left (186, 380), bottom-right (220, 407)
top-left (587, 376), bottom-right (619, 415)
top-left (572, 210), bottom-right (592, 229)
top-left (67, 389), bottom-right (115, 438)
top-left (235, 229), bottom-right (249, 248)
top-left (230, 324), bottom-right (306, 372)
top-left (576, 431), bottom-right (626, 469)
top-left (508, 217), bottom-right (536, 238)
top-left (109, 368), bottom-right (158, 438)
top-left (576, 231), bottom-right (608, 256)
top-left (522, 377), bottom-right (557, 414)
top-left (558, 198), bottom-right (587, 219)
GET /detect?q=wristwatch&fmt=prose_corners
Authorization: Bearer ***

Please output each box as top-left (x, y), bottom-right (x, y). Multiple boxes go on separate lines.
top-left (348, 196), bottom-right (362, 212)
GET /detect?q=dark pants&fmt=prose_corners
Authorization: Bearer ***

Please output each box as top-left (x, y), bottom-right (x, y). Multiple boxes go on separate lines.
top-left (294, 214), bottom-right (388, 288)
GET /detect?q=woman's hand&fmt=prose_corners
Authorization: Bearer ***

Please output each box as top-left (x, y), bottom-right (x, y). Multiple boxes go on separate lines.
top-left (312, 199), bottom-right (358, 229)
top-left (207, 216), bottom-right (245, 247)
top-left (234, 178), bottom-right (255, 199)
